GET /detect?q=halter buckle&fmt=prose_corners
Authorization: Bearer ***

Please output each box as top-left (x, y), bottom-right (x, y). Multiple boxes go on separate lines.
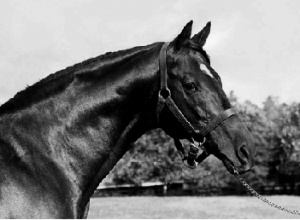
top-left (183, 138), bottom-right (207, 169)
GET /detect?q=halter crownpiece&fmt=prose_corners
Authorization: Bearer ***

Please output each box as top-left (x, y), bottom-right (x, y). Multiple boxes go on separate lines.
top-left (157, 42), bottom-right (236, 169)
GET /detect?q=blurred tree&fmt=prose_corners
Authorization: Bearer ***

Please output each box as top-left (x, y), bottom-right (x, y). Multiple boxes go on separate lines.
top-left (111, 129), bottom-right (183, 185)
top-left (110, 128), bottom-right (233, 188)
top-left (108, 91), bottom-right (300, 193)
top-left (273, 103), bottom-right (300, 186)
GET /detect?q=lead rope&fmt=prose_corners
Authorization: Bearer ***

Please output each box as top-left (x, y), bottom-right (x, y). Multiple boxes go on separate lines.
top-left (233, 170), bottom-right (300, 216)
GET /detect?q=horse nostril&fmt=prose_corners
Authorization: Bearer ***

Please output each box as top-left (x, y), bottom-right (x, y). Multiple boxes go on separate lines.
top-left (238, 145), bottom-right (250, 163)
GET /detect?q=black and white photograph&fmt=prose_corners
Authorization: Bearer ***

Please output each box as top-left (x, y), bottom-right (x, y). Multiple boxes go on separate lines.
top-left (0, 0), bottom-right (300, 218)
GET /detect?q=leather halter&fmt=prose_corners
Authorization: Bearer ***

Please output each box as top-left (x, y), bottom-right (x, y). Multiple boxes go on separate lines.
top-left (157, 43), bottom-right (236, 169)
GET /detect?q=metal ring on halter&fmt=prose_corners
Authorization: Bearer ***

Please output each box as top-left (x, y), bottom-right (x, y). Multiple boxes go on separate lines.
top-left (199, 137), bottom-right (207, 153)
top-left (233, 168), bottom-right (239, 176)
top-left (158, 88), bottom-right (171, 100)
top-left (199, 137), bottom-right (206, 145)
top-left (199, 137), bottom-right (206, 146)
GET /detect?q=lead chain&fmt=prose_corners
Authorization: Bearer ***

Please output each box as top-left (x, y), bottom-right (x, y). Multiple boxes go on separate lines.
top-left (233, 172), bottom-right (300, 216)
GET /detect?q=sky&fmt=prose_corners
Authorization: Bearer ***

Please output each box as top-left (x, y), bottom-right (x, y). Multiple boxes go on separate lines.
top-left (1, 0), bottom-right (300, 107)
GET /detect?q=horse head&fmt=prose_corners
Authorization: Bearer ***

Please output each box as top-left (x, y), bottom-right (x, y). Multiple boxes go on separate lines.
top-left (157, 21), bottom-right (256, 174)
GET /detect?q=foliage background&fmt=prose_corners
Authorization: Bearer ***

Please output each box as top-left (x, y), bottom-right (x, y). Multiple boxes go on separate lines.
top-left (106, 91), bottom-right (300, 190)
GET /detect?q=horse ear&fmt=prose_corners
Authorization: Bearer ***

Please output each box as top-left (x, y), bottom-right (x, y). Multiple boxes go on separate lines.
top-left (170, 20), bottom-right (193, 51)
top-left (191, 21), bottom-right (211, 47)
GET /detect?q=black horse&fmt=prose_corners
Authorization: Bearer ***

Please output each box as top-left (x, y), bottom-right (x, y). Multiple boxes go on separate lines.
top-left (0, 21), bottom-right (255, 218)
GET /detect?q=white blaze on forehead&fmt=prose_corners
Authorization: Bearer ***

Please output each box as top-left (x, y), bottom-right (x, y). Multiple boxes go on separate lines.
top-left (199, 63), bottom-right (214, 78)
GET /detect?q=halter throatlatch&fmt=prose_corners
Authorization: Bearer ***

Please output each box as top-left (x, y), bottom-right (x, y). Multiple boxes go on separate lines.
top-left (157, 43), bottom-right (236, 169)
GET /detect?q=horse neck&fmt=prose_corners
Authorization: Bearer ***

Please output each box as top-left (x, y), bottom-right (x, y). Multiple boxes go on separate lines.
top-left (40, 44), bottom-right (161, 209)
top-left (0, 43), bottom-right (162, 216)
top-left (74, 48), bottom-right (161, 199)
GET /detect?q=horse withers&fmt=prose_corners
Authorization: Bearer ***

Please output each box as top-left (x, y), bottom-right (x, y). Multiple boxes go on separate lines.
top-left (0, 21), bottom-right (255, 218)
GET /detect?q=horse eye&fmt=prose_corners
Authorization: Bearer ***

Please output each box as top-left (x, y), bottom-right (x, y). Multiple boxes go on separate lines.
top-left (183, 82), bottom-right (197, 92)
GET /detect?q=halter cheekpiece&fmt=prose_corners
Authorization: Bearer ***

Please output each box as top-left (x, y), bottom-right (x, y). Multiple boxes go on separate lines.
top-left (156, 43), bottom-right (236, 169)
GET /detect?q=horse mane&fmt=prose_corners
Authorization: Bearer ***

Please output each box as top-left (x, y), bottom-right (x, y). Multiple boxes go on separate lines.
top-left (0, 41), bottom-right (214, 116)
top-left (0, 43), bottom-right (162, 116)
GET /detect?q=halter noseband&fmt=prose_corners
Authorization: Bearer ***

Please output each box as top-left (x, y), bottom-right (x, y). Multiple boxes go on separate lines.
top-left (156, 43), bottom-right (236, 169)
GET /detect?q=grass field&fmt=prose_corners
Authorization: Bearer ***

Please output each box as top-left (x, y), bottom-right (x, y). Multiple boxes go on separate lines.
top-left (87, 196), bottom-right (300, 219)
